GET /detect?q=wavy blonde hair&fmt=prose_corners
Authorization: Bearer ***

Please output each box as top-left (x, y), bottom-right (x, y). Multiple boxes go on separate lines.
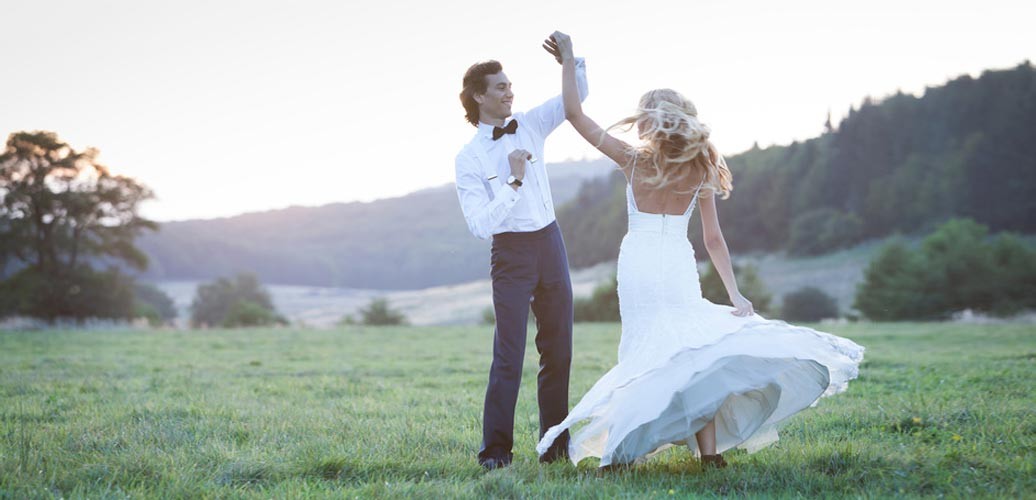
top-left (607, 88), bottom-right (733, 199)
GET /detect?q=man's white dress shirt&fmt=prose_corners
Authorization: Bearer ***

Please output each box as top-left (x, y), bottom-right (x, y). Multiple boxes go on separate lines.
top-left (455, 58), bottom-right (589, 240)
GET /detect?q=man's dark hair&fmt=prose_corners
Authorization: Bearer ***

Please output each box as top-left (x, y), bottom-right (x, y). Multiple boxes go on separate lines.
top-left (460, 60), bottom-right (503, 127)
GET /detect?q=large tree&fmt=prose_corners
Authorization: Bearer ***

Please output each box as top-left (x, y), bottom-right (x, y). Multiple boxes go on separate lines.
top-left (0, 131), bottom-right (157, 318)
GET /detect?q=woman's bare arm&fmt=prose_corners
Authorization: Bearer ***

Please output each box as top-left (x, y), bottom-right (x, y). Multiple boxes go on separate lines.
top-left (699, 193), bottom-right (754, 316)
top-left (546, 31), bottom-right (633, 177)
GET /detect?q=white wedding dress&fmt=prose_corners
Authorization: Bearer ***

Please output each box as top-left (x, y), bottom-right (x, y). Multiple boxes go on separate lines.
top-left (536, 172), bottom-right (865, 467)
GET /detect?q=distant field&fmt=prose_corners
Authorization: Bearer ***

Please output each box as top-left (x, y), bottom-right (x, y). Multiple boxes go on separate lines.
top-left (155, 242), bottom-right (876, 328)
top-left (2, 323), bottom-right (1034, 498)
top-left (155, 261), bottom-right (617, 328)
top-left (155, 235), bottom-right (1036, 327)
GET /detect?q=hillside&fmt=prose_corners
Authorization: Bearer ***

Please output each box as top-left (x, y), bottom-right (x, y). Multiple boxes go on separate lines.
top-left (559, 61), bottom-right (1036, 267)
top-left (137, 159), bottom-right (616, 289)
top-left (138, 62), bottom-right (1036, 290)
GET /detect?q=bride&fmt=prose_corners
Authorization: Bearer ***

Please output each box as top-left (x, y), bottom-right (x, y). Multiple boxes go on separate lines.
top-left (536, 32), bottom-right (865, 469)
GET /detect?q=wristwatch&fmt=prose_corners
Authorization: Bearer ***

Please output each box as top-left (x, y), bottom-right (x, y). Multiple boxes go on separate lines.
top-left (507, 175), bottom-right (523, 187)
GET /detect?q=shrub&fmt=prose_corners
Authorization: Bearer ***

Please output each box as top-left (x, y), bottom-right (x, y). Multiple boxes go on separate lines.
top-left (0, 266), bottom-right (136, 321)
top-left (782, 287), bottom-right (839, 322)
top-left (223, 300), bottom-right (282, 328)
top-left (134, 282), bottom-right (177, 326)
top-left (190, 273), bottom-right (284, 328)
top-left (854, 219), bottom-right (1036, 320)
top-left (481, 306), bottom-right (495, 326)
top-left (574, 275), bottom-right (619, 322)
top-left (357, 298), bottom-right (407, 326)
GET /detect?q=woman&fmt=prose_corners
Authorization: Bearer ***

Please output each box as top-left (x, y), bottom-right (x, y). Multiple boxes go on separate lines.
top-left (536, 32), bottom-right (865, 470)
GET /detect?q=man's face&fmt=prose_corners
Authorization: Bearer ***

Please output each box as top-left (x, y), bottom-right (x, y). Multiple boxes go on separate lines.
top-left (475, 72), bottom-right (513, 122)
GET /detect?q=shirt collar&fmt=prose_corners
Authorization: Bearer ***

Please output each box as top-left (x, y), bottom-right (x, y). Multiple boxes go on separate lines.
top-left (475, 119), bottom-right (515, 140)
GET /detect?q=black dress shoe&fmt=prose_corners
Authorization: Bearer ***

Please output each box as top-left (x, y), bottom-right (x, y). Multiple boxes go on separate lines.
top-left (597, 462), bottom-right (633, 475)
top-left (480, 456), bottom-right (511, 471)
top-left (538, 448), bottom-right (569, 464)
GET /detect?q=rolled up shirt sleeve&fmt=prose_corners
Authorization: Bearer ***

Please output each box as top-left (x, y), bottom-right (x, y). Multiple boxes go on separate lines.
top-left (455, 150), bottom-right (520, 240)
top-left (524, 57), bottom-right (589, 139)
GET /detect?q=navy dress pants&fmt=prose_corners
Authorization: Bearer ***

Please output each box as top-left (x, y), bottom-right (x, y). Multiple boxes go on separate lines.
top-left (478, 221), bottom-right (573, 464)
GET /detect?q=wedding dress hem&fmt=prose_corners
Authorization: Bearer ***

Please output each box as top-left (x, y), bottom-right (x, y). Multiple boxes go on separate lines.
top-left (535, 314), bottom-right (864, 467)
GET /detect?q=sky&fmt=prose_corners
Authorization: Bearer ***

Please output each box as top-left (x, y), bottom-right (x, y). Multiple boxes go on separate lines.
top-left (1, 0), bottom-right (1033, 221)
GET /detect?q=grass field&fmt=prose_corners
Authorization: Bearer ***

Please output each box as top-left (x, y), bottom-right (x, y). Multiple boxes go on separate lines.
top-left (1, 322), bottom-right (1034, 498)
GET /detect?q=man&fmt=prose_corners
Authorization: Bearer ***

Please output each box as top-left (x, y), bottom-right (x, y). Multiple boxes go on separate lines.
top-left (454, 39), bottom-right (588, 470)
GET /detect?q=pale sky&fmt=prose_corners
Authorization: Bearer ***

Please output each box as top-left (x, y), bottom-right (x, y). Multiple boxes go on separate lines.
top-left (2, 0), bottom-right (1033, 221)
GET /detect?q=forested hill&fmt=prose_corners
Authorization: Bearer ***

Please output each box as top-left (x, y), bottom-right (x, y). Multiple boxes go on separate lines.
top-left (137, 159), bottom-right (615, 289)
top-left (139, 62), bottom-right (1035, 289)
top-left (559, 61), bottom-right (1036, 269)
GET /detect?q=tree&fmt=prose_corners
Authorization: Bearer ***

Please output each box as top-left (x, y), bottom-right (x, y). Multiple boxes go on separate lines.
top-left (787, 208), bottom-right (863, 256)
top-left (557, 62), bottom-right (1036, 265)
top-left (700, 262), bottom-right (773, 314)
top-left (989, 234), bottom-right (1036, 315)
top-left (853, 239), bottom-right (932, 320)
top-left (189, 273), bottom-right (285, 328)
top-left (0, 131), bottom-right (157, 320)
top-left (0, 131), bottom-right (156, 275)
top-left (916, 219), bottom-right (997, 313)
top-left (782, 287), bottom-right (839, 322)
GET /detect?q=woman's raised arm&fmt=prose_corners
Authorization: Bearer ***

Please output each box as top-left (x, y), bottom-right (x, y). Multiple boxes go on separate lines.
top-left (545, 31), bottom-right (633, 175)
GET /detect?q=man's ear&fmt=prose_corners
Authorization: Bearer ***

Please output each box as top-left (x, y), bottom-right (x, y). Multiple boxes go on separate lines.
top-left (473, 93), bottom-right (485, 105)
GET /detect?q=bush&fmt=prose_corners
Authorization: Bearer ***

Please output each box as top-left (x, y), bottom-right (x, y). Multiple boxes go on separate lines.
top-left (782, 287), bottom-right (839, 322)
top-left (134, 282), bottom-right (177, 326)
top-left (223, 300), bottom-right (282, 328)
top-left (854, 219), bottom-right (1036, 320)
top-left (481, 306), bottom-right (495, 326)
top-left (574, 275), bottom-right (619, 322)
top-left (356, 298), bottom-right (407, 326)
top-left (700, 262), bottom-right (773, 314)
top-left (0, 266), bottom-right (136, 321)
top-left (134, 302), bottom-right (163, 327)
top-left (189, 273), bottom-right (285, 328)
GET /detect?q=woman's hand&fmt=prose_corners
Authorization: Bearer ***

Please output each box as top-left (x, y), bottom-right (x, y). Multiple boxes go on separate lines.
top-left (729, 292), bottom-right (755, 317)
top-left (542, 31), bottom-right (574, 64)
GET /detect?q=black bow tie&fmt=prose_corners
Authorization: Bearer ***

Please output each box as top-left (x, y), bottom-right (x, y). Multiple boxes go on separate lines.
top-left (492, 119), bottom-right (518, 140)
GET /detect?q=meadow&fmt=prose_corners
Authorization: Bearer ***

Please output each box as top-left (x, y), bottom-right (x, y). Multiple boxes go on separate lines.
top-left (1, 322), bottom-right (1034, 498)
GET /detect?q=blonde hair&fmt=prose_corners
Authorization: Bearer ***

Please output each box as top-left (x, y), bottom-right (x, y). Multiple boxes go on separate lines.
top-left (607, 89), bottom-right (733, 199)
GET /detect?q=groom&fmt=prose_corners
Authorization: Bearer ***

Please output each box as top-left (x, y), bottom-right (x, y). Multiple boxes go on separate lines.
top-left (454, 40), bottom-right (588, 470)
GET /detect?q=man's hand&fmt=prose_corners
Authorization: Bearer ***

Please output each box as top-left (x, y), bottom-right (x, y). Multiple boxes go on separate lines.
top-left (542, 31), bottom-right (574, 65)
top-left (508, 149), bottom-right (530, 181)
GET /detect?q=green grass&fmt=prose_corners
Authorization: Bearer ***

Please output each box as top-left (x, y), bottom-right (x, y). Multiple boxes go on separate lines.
top-left (1, 323), bottom-right (1034, 498)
